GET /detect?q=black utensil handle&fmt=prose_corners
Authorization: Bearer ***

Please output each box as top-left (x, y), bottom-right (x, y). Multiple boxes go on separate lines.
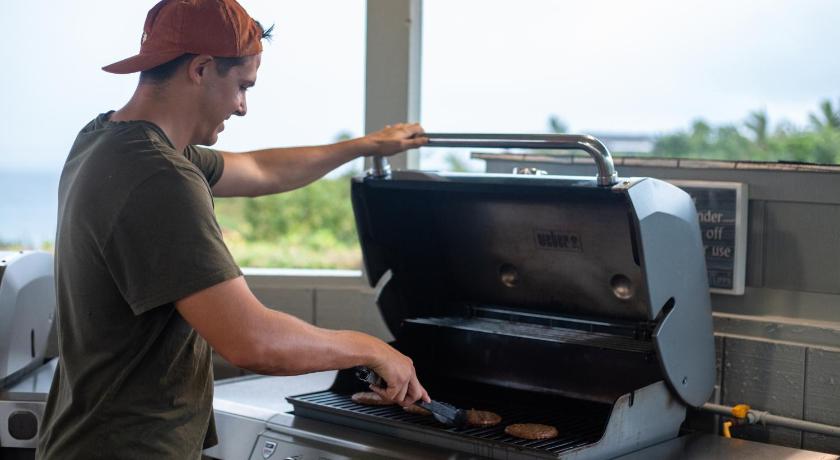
top-left (355, 366), bottom-right (386, 388)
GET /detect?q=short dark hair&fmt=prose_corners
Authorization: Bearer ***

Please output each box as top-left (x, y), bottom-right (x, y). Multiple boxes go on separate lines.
top-left (139, 21), bottom-right (274, 85)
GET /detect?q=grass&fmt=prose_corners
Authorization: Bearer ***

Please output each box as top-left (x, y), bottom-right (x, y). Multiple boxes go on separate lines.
top-left (220, 228), bottom-right (362, 269)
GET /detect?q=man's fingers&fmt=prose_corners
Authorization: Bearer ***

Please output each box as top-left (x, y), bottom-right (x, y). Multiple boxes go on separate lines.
top-left (416, 378), bottom-right (431, 404)
top-left (405, 124), bottom-right (425, 137)
top-left (403, 375), bottom-right (427, 405)
top-left (367, 344), bottom-right (428, 406)
top-left (395, 378), bottom-right (410, 406)
top-left (371, 380), bottom-right (409, 406)
top-left (386, 383), bottom-right (402, 403)
top-left (369, 384), bottom-right (387, 398)
top-left (406, 137), bottom-right (428, 148)
top-left (370, 122), bottom-right (428, 156)
top-left (371, 377), bottom-right (428, 406)
top-left (370, 382), bottom-right (400, 404)
top-left (382, 122), bottom-right (423, 135)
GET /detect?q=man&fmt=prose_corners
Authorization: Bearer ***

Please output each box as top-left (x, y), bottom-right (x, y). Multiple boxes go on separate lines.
top-left (37, 0), bottom-right (429, 458)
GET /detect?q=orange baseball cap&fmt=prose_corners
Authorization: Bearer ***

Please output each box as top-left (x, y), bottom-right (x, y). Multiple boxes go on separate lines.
top-left (103, 0), bottom-right (264, 74)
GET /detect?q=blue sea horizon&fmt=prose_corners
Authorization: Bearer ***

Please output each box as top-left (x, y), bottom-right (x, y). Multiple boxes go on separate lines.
top-left (0, 169), bottom-right (60, 247)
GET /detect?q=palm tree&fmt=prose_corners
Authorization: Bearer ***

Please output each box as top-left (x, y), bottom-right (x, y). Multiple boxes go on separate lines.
top-left (808, 99), bottom-right (840, 130)
top-left (745, 109), bottom-right (769, 148)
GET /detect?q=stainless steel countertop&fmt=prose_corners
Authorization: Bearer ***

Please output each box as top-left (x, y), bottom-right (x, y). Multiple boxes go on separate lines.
top-left (208, 371), bottom-right (338, 460)
top-left (0, 358), bottom-right (57, 400)
top-left (213, 370), bottom-right (336, 415)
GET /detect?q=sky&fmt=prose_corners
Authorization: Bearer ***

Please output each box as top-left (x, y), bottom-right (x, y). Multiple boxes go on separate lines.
top-left (1, 0), bottom-right (839, 174)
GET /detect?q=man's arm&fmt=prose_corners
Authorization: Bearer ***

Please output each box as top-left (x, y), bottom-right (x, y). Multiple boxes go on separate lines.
top-left (212, 123), bottom-right (427, 197)
top-left (176, 276), bottom-right (429, 406)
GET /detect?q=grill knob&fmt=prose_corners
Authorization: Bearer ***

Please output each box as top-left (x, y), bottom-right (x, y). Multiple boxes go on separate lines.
top-left (499, 264), bottom-right (520, 288)
top-left (610, 274), bottom-right (634, 300)
top-left (8, 410), bottom-right (38, 440)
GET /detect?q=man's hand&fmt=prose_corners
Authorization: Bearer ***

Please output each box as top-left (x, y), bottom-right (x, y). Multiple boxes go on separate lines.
top-left (365, 123), bottom-right (428, 157)
top-left (366, 341), bottom-right (431, 407)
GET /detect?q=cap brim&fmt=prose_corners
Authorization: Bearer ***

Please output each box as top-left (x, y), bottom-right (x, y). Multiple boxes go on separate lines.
top-left (102, 50), bottom-right (186, 74)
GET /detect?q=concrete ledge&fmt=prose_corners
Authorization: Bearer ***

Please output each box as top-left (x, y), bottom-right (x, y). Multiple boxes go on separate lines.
top-left (243, 268), bottom-right (369, 291)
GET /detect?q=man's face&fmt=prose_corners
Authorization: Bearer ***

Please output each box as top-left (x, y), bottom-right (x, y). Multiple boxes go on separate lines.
top-left (195, 53), bottom-right (261, 146)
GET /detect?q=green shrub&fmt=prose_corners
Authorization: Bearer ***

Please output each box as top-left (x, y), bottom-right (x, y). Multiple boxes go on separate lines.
top-left (215, 176), bottom-right (362, 269)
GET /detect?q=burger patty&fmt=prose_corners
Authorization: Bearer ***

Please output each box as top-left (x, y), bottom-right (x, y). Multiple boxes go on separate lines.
top-left (466, 409), bottom-right (502, 427)
top-left (403, 404), bottom-right (432, 416)
top-left (504, 423), bottom-right (559, 440)
top-left (350, 391), bottom-right (392, 406)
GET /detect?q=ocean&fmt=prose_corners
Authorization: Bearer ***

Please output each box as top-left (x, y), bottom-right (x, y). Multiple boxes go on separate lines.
top-left (0, 170), bottom-right (60, 247)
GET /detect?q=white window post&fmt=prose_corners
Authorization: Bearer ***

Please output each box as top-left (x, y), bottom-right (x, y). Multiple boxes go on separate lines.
top-left (364, 0), bottom-right (423, 171)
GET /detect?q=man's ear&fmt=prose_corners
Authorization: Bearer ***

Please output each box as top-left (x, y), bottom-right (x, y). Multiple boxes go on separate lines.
top-left (187, 55), bottom-right (215, 84)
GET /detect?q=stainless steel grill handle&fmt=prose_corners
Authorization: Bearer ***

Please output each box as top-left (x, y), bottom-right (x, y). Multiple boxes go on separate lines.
top-left (368, 133), bottom-right (619, 186)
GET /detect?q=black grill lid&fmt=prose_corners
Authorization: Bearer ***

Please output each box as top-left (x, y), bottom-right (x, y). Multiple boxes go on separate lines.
top-left (352, 173), bottom-right (651, 322)
top-left (351, 134), bottom-right (715, 407)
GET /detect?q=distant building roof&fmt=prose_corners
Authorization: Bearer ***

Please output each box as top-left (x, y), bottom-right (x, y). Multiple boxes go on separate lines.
top-left (586, 133), bottom-right (656, 154)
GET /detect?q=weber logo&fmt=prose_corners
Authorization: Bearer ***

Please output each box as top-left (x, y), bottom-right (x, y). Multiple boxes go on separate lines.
top-left (534, 230), bottom-right (582, 252)
top-left (262, 440), bottom-right (277, 458)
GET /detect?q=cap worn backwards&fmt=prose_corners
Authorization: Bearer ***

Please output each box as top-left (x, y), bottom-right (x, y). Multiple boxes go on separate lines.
top-left (102, 0), bottom-right (264, 74)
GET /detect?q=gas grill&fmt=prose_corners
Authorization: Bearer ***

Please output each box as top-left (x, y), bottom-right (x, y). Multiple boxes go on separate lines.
top-left (283, 133), bottom-right (717, 459)
top-left (0, 251), bottom-right (56, 452)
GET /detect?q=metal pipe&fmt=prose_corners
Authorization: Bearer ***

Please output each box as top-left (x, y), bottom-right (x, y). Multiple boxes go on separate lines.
top-left (366, 133), bottom-right (620, 186)
top-left (702, 403), bottom-right (840, 437)
top-left (368, 156), bottom-right (391, 178)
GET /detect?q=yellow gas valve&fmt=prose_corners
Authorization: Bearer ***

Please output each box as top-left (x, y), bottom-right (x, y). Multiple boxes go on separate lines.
top-left (722, 420), bottom-right (734, 438)
top-left (732, 404), bottom-right (751, 419)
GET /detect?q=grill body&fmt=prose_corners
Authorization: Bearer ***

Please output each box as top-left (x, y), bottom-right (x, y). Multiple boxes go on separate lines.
top-left (287, 163), bottom-right (715, 459)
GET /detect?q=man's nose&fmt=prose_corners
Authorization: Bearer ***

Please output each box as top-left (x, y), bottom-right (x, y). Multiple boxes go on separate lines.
top-left (234, 96), bottom-right (247, 117)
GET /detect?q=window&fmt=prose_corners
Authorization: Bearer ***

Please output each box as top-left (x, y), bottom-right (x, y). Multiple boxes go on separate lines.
top-left (1, 0), bottom-right (152, 250)
top-left (419, 0), bottom-right (840, 171)
top-left (211, 1), bottom-right (367, 269)
top-left (1, 1), bottom-right (367, 270)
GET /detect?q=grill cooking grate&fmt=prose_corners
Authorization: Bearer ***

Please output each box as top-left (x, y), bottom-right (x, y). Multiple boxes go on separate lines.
top-left (288, 390), bottom-right (610, 457)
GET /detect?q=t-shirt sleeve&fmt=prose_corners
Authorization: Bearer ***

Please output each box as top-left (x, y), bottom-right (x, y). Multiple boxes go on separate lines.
top-left (101, 167), bottom-right (242, 315)
top-left (184, 145), bottom-right (225, 187)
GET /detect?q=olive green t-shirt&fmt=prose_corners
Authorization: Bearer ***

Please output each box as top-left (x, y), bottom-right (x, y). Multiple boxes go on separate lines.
top-left (37, 112), bottom-right (242, 459)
